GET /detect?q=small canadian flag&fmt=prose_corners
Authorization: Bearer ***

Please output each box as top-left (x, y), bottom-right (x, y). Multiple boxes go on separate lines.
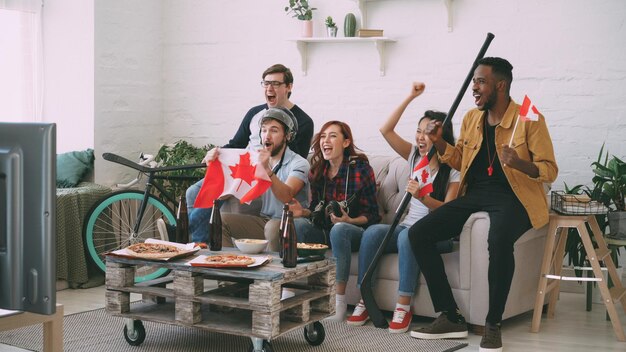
top-left (412, 155), bottom-right (433, 198)
top-left (194, 149), bottom-right (272, 208)
top-left (519, 95), bottom-right (540, 122)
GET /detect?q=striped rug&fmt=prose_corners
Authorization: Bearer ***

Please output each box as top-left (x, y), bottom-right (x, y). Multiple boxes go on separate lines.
top-left (0, 307), bottom-right (468, 352)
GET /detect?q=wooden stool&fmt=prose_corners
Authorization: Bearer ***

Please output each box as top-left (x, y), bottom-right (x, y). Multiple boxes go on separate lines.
top-left (531, 213), bottom-right (626, 341)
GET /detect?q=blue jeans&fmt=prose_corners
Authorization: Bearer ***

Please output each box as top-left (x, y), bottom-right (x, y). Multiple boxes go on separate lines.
top-left (294, 218), bottom-right (327, 244)
top-left (186, 178), bottom-right (212, 243)
top-left (329, 223), bottom-right (365, 284)
top-left (358, 224), bottom-right (453, 297)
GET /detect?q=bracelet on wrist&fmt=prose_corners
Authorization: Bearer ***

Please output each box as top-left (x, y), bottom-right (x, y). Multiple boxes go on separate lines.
top-left (268, 170), bottom-right (274, 178)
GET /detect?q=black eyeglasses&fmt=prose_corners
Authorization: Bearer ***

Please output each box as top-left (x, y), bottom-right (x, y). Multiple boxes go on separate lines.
top-left (261, 80), bottom-right (286, 88)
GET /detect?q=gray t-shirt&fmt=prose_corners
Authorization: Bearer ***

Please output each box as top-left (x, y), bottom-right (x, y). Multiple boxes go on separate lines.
top-left (260, 147), bottom-right (310, 218)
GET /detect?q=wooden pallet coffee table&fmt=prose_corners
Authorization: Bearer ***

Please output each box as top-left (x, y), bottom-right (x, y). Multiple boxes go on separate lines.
top-left (105, 250), bottom-right (336, 351)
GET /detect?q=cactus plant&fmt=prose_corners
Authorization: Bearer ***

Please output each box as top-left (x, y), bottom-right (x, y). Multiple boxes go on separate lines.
top-left (344, 13), bottom-right (356, 37)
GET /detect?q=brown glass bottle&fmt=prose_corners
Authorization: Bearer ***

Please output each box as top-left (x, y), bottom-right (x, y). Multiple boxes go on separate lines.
top-left (278, 203), bottom-right (289, 258)
top-left (282, 210), bottom-right (297, 268)
top-left (209, 200), bottom-right (222, 251)
top-left (176, 195), bottom-right (189, 244)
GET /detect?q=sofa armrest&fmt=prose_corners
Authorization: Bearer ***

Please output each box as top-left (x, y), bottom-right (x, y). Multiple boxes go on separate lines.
top-left (458, 211), bottom-right (549, 324)
top-left (458, 212), bottom-right (489, 290)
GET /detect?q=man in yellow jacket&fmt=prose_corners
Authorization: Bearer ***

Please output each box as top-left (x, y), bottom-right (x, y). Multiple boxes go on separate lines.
top-left (408, 57), bottom-right (558, 352)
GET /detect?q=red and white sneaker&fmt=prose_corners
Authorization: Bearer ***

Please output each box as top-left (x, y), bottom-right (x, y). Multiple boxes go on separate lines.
top-left (389, 307), bottom-right (412, 333)
top-left (347, 301), bottom-right (369, 326)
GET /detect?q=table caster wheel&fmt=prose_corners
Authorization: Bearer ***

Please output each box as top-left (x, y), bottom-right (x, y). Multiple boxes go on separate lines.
top-left (123, 320), bottom-right (146, 346)
top-left (304, 321), bottom-right (325, 346)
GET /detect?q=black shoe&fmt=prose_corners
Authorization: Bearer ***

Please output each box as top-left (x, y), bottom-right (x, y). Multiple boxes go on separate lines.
top-left (410, 313), bottom-right (468, 339)
top-left (479, 322), bottom-right (503, 351)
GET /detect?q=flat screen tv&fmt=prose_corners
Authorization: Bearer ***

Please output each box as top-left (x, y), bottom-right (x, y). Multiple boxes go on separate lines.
top-left (0, 122), bottom-right (56, 315)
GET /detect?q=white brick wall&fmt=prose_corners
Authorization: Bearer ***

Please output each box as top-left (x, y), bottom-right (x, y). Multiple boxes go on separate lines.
top-left (90, 0), bottom-right (626, 190)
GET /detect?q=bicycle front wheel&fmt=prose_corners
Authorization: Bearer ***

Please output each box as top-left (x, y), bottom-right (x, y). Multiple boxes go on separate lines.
top-left (83, 190), bottom-right (176, 282)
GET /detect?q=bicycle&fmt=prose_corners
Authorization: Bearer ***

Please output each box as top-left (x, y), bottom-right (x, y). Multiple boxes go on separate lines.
top-left (82, 152), bottom-right (204, 283)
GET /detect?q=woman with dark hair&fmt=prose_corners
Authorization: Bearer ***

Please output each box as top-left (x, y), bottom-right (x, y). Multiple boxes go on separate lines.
top-left (290, 120), bottom-right (380, 321)
top-left (345, 82), bottom-right (460, 333)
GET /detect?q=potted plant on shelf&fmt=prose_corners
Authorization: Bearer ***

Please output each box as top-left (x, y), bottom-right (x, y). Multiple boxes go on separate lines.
top-left (325, 16), bottom-right (337, 37)
top-left (284, 0), bottom-right (317, 37)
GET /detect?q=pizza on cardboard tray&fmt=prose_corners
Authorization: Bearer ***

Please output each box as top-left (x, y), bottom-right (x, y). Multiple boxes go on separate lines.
top-left (204, 254), bottom-right (255, 267)
top-left (126, 242), bottom-right (183, 259)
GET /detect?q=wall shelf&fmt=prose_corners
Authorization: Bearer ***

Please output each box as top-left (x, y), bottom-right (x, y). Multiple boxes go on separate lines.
top-left (352, 0), bottom-right (455, 32)
top-left (291, 37), bottom-right (396, 76)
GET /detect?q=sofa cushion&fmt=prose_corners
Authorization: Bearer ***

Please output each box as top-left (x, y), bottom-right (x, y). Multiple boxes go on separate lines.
top-left (56, 149), bottom-right (94, 188)
top-left (368, 154), bottom-right (409, 225)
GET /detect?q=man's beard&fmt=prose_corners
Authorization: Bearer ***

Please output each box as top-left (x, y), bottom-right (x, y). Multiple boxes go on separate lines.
top-left (478, 90), bottom-right (497, 111)
top-left (271, 139), bottom-right (287, 157)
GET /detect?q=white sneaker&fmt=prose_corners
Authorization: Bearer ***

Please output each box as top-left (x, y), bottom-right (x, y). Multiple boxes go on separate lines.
top-left (325, 299), bottom-right (347, 322)
top-left (156, 218), bottom-right (168, 240)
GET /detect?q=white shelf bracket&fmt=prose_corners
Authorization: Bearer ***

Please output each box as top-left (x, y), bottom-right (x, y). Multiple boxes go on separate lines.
top-left (296, 41), bottom-right (308, 76)
top-left (374, 39), bottom-right (386, 76)
top-left (444, 0), bottom-right (454, 32)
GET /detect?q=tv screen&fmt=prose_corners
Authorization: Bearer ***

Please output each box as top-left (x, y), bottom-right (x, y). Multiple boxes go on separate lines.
top-left (0, 122), bottom-right (56, 315)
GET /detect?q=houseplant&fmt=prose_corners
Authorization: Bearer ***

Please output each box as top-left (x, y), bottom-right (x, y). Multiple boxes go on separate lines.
top-left (154, 140), bottom-right (213, 209)
top-left (591, 143), bottom-right (626, 239)
top-left (325, 16), bottom-right (337, 37)
top-left (284, 0), bottom-right (317, 37)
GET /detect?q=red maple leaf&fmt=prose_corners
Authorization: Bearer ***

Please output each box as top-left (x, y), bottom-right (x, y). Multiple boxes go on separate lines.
top-left (229, 153), bottom-right (257, 192)
top-left (420, 169), bottom-right (430, 184)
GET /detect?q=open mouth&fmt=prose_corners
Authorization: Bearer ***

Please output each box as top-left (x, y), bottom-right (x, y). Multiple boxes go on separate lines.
top-left (473, 92), bottom-right (482, 106)
top-left (264, 142), bottom-right (273, 150)
top-left (322, 146), bottom-right (333, 157)
top-left (266, 93), bottom-right (277, 106)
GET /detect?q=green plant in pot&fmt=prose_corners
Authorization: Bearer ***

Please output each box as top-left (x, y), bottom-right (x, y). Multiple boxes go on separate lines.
top-left (154, 140), bottom-right (214, 209)
top-left (284, 0), bottom-right (316, 20)
top-left (285, 0), bottom-right (317, 37)
top-left (591, 143), bottom-right (626, 240)
top-left (325, 16), bottom-right (337, 37)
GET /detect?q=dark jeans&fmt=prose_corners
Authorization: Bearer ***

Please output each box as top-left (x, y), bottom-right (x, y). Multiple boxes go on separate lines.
top-left (408, 185), bottom-right (532, 324)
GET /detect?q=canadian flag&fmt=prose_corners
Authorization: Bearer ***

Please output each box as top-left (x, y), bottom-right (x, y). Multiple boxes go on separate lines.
top-left (519, 95), bottom-right (540, 122)
top-left (412, 155), bottom-right (433, 198)
top-left (194, 149), bottom-right (273, 208)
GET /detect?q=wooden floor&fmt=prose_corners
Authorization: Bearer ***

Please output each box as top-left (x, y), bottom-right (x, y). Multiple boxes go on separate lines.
top-left (1, 283), bottom-right (625, 351)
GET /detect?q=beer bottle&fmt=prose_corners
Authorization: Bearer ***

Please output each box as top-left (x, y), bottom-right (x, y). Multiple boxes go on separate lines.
top-left (282, 210), bottom-right (297, 268)
top-left (209, 200), bottom-right (222, 251)
top-left (176, 195), bottom-right (189, 243)
top-left (278, 203), bottom-right (289, 258)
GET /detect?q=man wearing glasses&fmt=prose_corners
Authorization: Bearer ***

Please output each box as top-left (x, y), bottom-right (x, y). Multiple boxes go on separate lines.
top-left (226, 63), bottom-right (314, 159)
top-left (185, 64), bottom-right (314, 243)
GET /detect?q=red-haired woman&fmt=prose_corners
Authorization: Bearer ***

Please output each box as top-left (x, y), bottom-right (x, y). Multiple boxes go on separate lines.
top-left (290, 120), bottom-right (380, 321)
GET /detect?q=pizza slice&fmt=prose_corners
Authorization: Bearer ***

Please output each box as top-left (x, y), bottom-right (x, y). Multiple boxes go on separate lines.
top-left (126, 242), bottom-right (183, 259)
top-left (204, 254), bottom-right (255, 267)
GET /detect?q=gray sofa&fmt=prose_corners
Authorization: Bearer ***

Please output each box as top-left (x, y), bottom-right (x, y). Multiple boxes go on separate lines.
top-left (343, 154), bottom-right (548, 330)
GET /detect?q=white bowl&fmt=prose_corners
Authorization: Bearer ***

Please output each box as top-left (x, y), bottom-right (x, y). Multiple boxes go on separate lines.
top-left (234, 239), bottom-right (268, 254)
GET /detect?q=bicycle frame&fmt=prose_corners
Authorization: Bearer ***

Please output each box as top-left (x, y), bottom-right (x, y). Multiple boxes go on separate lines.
top-left (102, 152), bottom-right (205, 237)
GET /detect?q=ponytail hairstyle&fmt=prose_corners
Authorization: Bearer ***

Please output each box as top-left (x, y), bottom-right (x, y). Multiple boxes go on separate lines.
top-left (419, 110), bottom-right (455, 202)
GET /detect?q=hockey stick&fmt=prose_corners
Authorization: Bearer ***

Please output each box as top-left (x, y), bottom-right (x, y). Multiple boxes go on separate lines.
top-left (360, 32), bottom-right (495, 328)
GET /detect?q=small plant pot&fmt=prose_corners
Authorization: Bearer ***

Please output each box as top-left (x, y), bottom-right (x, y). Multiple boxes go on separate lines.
top-left (326, 26), bottom-right (337, 37)
top-left (301, 20), bottom-right (313, 37)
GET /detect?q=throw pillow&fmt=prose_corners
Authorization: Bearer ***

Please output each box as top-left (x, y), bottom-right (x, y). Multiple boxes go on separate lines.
top-left (56, 149), bottom-right (94, 188)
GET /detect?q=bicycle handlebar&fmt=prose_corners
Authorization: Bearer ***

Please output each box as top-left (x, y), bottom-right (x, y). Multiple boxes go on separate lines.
top-left (102, 152), bottom-right (206, 173)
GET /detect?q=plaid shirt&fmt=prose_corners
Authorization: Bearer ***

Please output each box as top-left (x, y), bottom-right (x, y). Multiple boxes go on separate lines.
top-left (310, 158), bottom-right (380, 227)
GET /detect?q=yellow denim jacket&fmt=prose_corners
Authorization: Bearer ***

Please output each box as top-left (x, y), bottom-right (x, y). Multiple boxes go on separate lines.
top-left (440, 99), bottom-right (558, 229)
